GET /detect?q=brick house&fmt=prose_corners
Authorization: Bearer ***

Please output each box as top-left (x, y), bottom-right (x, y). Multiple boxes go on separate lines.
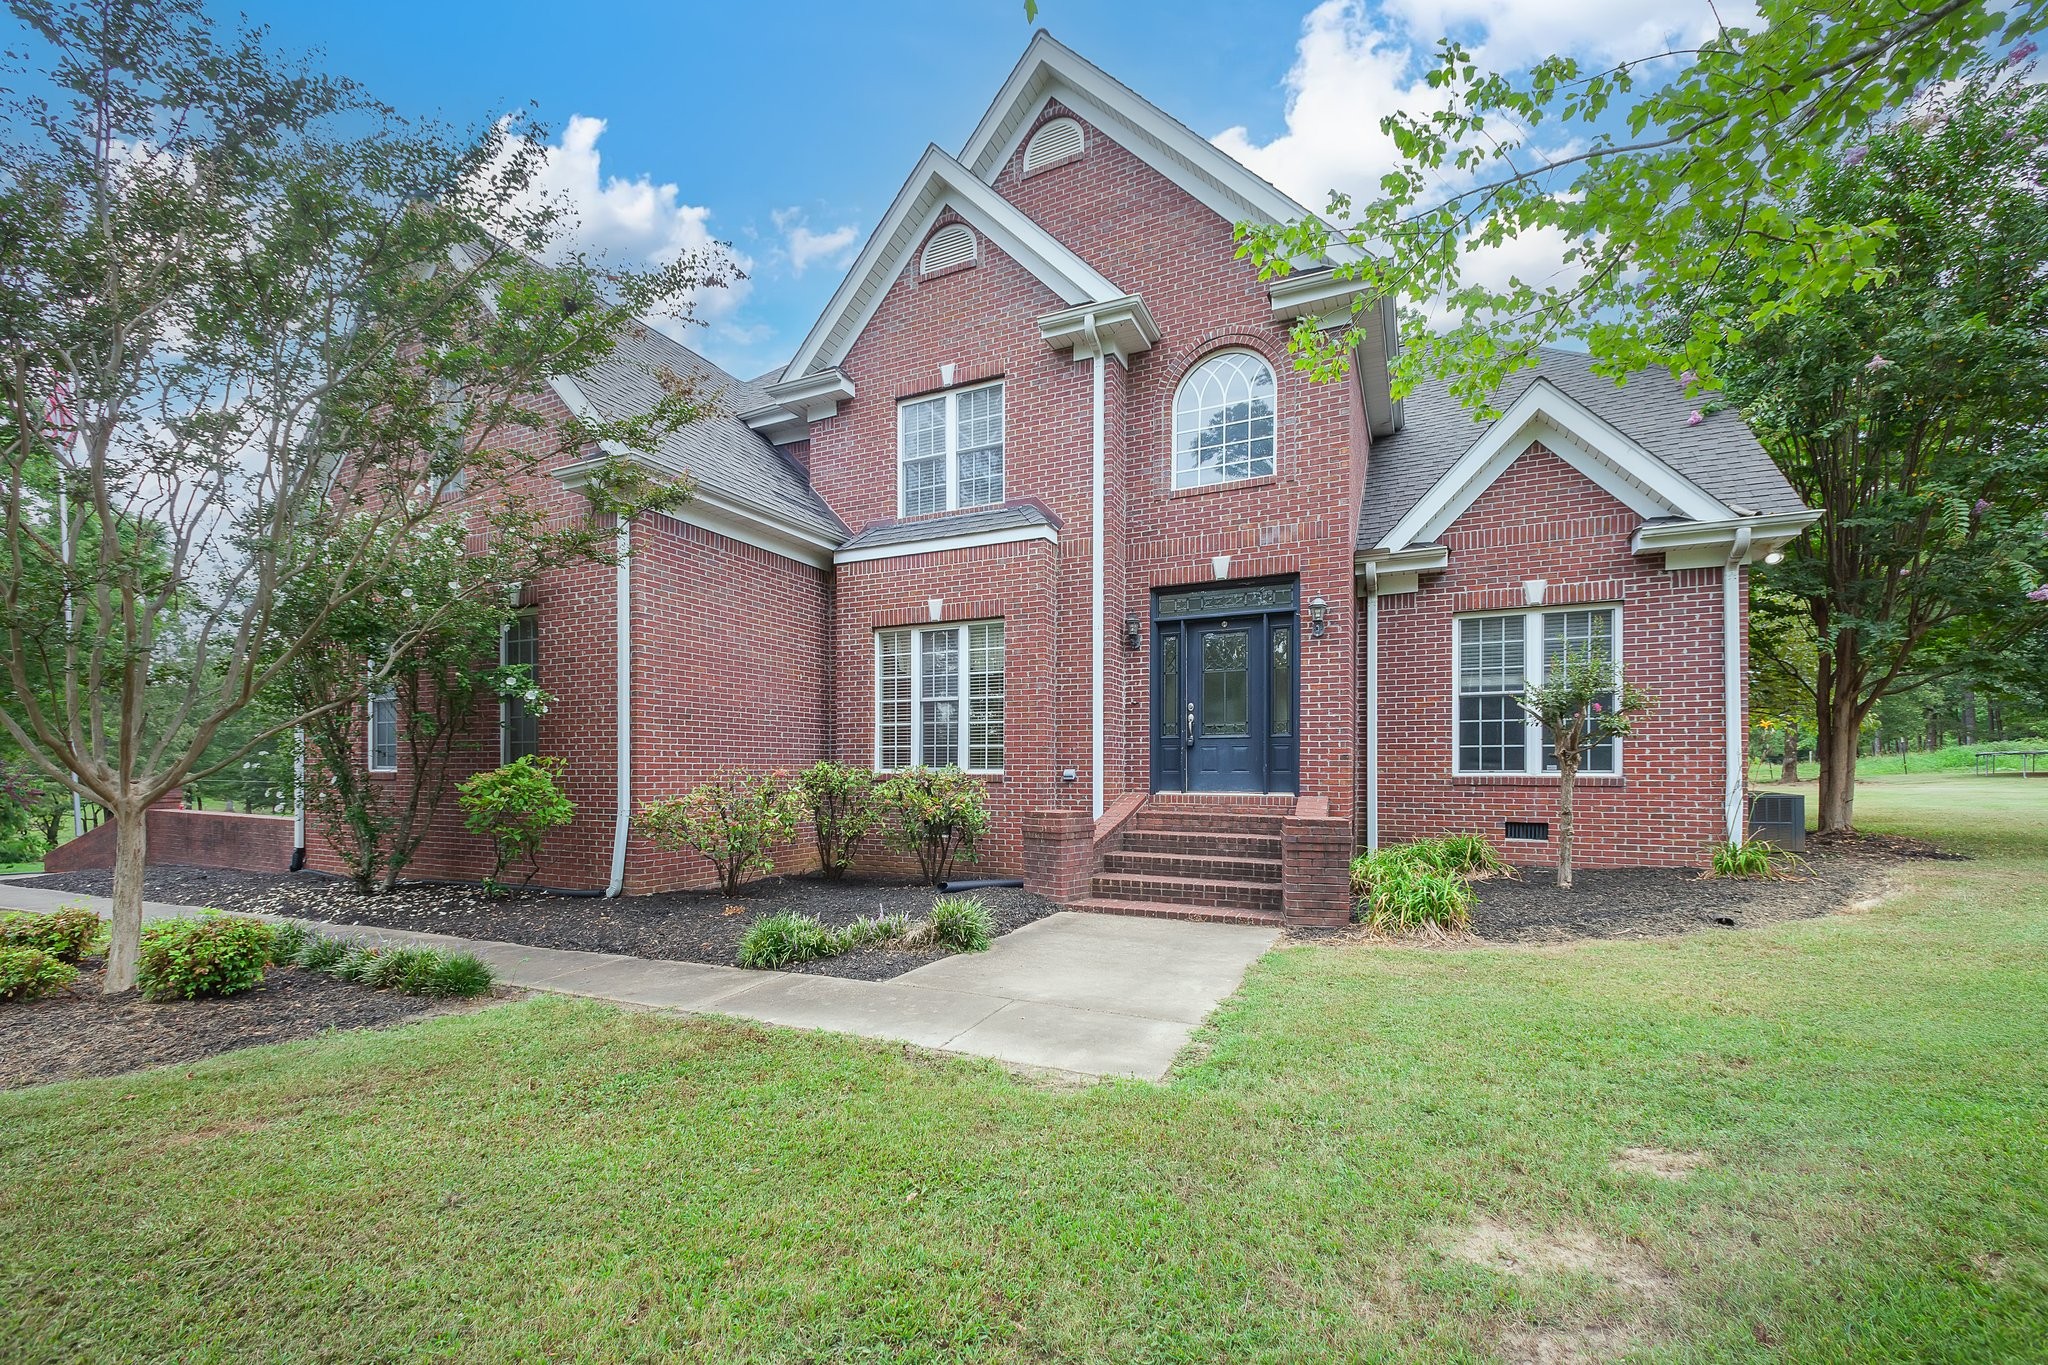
top-left (308, 32), bottom-right (1815, 926)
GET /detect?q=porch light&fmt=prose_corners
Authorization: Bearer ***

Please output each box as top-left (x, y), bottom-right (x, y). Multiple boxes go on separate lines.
top-left (1124, 613), bottom-right (1141, 650)
top-left (1763, 550), bottom-right (1785, 565)
top-left (1308, 595), bottom-right (1328, 638)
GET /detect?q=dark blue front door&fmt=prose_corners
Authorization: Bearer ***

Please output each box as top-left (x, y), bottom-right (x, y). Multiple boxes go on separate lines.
top-left (1151, 579), bottom-right (1299, 795)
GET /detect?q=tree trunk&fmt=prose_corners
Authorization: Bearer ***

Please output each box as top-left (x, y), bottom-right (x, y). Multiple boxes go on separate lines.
top-left (1556, 760), bottom-right (1576, 890)
top-left (104, 803), bottom-right (149, 994)
top-left (1781, 728), bottom-right (1800, 783)
top-left (1960, 689), bottom-right (1977, 744)
top-left (1817, 685), bottom-right (1861, 832)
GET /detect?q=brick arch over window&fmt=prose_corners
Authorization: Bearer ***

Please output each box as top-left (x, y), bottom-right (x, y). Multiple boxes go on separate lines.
top-left (1163, 341), bottom-right (1282, 491)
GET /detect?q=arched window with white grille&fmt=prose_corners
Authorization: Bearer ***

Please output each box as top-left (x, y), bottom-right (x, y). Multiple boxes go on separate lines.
top-left (1171, 350), bottom-right (1277, 488)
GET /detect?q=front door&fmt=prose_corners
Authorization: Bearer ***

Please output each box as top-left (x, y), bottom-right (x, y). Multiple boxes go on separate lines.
top-left (1151, 579), bottom-right (1300, 795)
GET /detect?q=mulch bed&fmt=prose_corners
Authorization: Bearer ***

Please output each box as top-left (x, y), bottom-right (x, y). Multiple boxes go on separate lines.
top-left (1, 957), bottom-right (473, 1090)
top-left (1467, 852), bottom-right (1897, 944)
top-left (1805, 828), bottom-right (1964, 860)
top-left (17, 867), bottom-right (1060, 982)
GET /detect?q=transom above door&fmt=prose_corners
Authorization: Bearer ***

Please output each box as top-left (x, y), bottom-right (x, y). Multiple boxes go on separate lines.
top-left (1151, 579), bottom-right (1299, 795)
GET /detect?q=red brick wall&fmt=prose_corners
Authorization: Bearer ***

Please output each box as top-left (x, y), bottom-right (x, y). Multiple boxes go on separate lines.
top-left (44, 808), bottom-right (294, 875)
top-left (1370, 442), bottom-right (1740, 868)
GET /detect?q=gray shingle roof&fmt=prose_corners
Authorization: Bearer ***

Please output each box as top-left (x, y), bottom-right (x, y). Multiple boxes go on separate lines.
top-left (1359, 348), bottom-right (1805, 549)
top-left (569, 328), bottom-right (846, 544)
top-left (837, 502), bottom-right (1059, 553)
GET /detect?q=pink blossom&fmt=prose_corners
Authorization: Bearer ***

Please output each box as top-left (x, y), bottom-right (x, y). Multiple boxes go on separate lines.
top-left (1843, 145), bottom-right (1869, 167)
top-left (2030, 585), bottom-right (2048, 603)
top-left (1865, 353), bottom-right (1894, 371)
top-left (1591, 702), bottom-right (1604, 714)
top-left (1686, 409), bottom-right (1704, 426)
top-left (1679, 369), bottom-right (1698, 384)
top-left (2011, 40), bottom-right (2039, 65)
top-left (1974, 499), bottom-right (1993, 517)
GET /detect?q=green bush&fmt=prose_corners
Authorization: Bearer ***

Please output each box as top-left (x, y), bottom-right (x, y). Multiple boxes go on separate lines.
top-left (1709, 840), bottom-right (1804, 879)
top-left (636, 769), bottom-right (806, 896)
top-left (332, 945), bottom-right (382, 984)
top-left (0, 905), bottom-right (103, 962)
top-left (267, 920), bottom-right (315, 965)
top-left (1432, 834), bottom-right (1505, 877)
top-left (292, 935), bottom-right (351, 972)
top-left (794, 761), bottom-right (881, 880)
top-left (418, 951), bottom-right (494, 998)
top-left (876, 767), bottom-right (991, 885)
top-left (457, 755), bottom-right (576, 892)
top-left (1350, 846), bottom-right (1477, 934)
top-left (928, 895), bottom-right (994, 952)
top-left (0, 946), bottom-right (77, 1001)
top-left (137, 915), bottom-right (275, 1000)
top-left (736, 911), bottom-right (834, 969)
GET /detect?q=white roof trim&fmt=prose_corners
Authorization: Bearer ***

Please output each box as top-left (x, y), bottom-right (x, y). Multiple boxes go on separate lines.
top-left (959, 32), bottom-right (1360, 266)
top-left (1633, 510), bottom-right (1821, 569)
top-left (1376, 377), bottom-right (1733, 551)
top-left (1037, 295), bottom-right (1160, 363)
top-left (834, 522), bottom-right (1057, 566)
top-left (552, 443), bottom-right (840, 569)
top-left (777, 144), bottom-right (1126, 381)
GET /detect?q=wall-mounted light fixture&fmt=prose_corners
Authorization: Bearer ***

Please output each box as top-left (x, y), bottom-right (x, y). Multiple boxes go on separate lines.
top-left (1308, 595), bottom-right (1328, 639)
top-left (1123, 613), bottom-right (1142, 650)
top-left (1763, 550), bottom-right (1785, 565)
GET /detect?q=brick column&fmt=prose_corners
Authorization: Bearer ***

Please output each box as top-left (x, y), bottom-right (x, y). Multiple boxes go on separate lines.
top-left (1282, 795), bottom-right (1354, 928)
top-left (1022, 809), bottom-right (1095, 904)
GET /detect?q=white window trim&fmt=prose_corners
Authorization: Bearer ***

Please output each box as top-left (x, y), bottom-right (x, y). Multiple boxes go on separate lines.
top-left (1451, 605), bottom-right (1625, 778)
top-left (1170, 349), bottom-right (1280, 491)
top-left (367, 676), bottom-right (397, 774)
top-left (874, 620), bottom-right (1005, 775)
top-left (897, 379), bottom-right (1004, 517)
top-left (497, 613), bottom-right (539, 766)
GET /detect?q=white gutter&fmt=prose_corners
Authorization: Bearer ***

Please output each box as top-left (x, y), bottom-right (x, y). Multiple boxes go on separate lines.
top-left (607, 518), bottom-right (633, 896)
top-left (1361, 563), bottom-right (1380, 851)
top-left (1085, 311), bottom-right (1106, 820)
top-left (1723, 525), bottom-right (1751, 845)
top-left (291, 734), bottom-right (306, 870)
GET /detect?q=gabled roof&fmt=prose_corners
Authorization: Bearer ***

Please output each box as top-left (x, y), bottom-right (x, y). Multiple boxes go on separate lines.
top-left (1359, 350), bottom-right (1806, 551)
top-left (837, 502), bottom-right (1060, 553)
top-left (775, 144), bottom-right (1130, 382)
top-left (560, 326), bottom-right (847, 545)
top-left (958, 30), bottom-right (1361, 267)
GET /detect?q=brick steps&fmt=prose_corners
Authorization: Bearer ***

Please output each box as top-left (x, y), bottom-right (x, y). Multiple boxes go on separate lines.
top-left (1068, 896), bottom-right (1287, 927)
top-left (1099, 849), bottom-right (1282, 883)
top-left (1118, 829), bottom-right (1282, 860)
top-left (1128, 810), bottom-right (1285, 837)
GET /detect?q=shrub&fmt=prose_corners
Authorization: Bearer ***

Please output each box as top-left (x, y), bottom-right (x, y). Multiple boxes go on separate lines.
top-left (137, 915), bottom-right (275, 1000)
top-left (736, 911), bottom-right (834, 969)
top-left (1350, 848), bottom-right (1475, 934)
top-left (876, 767), bottom-right (990, 885)
top-left (1708, 841), bottom-right (1803, 879)
top-left (795, 761), bottom-right (881, 880)
top-left (1432, 834), bottom-right (1505, 877)
top-left (332, 945), bottom-right (382, 984)
top-left (458, 756), bottom-right (576, 891)
top-left (419, 951), bottom-right (494, 998)
top-left (293, 935), bottom-right (351, 972)
top-left (0, 946), bottom-right (77, 1001)
top-left (0, 905), bottom-right (103, 962)
top-left (928, 895), bottom-right (994, 953)
top-left (637, 770), bottom-right (806, 896)
top-left (267, 920), bottom-right (315, 965)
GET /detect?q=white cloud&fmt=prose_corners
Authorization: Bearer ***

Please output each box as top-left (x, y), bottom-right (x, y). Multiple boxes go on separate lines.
top-left (503, 115), bottom-right (756, 351)
top-left (772, 207), bottom-right (860, 277)
top-left (1381, 0), bottom-right (1757, 72)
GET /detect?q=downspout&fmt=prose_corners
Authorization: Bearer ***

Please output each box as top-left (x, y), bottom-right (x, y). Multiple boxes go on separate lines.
top-left (607, 517), bottom-right (633, 896)
top-left (1365, 592), bottom-right (1381, 851)
top-left (290, 734), bottom-right (306, 872)
top-left (1084, 311), bottom-right (1106, 821)
top-left (1723, 526), bottom-right (1751, 845)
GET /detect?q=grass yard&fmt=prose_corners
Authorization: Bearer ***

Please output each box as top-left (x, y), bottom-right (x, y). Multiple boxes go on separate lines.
top-left (3, 774), bottom-right (2044, 1363)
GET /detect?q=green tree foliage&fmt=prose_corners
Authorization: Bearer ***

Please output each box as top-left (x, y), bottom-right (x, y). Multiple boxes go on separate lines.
top-left (1239, 0), bottom-right (2043, 407)
top-left (876, 768), bottom-right (991, 886)
top-left (1691, 74), bottom-right (2048, 830)
top-left (793, 761), bottom-right (881, 881)
top-left (1517, 657), bottom-right (1652, 889)
top-left (457, 756), bottom-right (575, 892)
top-left (0, 0), bottom-right (712, 990)
top-left (635, 771), bottom-right (807, 897)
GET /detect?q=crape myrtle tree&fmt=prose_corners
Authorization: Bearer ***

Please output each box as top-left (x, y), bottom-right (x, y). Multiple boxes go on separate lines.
top-left (1517, 655), bottom-right (1651, 890)
top-left (0, 0), bottom-right (717, 992)
top-left (1683, 73), bottom-right (2048, 830)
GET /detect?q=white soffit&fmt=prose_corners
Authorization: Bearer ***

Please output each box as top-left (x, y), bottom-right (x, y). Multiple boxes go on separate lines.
top-left (1377, 377), bottom-right (1732, 551)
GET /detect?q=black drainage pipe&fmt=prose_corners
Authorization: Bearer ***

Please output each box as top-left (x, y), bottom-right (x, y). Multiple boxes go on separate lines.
top-left (941, 878), bottom-right (1025, 893)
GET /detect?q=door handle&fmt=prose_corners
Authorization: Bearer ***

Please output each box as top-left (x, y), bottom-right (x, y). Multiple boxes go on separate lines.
top-left (1184, 701), bottom-right (1196, 747)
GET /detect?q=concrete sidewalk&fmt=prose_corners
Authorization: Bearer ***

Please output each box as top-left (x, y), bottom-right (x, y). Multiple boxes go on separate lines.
top-left (0, 883), bottom-right (1277, 1080)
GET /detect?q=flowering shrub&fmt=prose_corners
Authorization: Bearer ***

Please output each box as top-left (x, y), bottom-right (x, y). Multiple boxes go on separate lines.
top-left (794, 761), bottom-right (881, 879)
top-left (458, 756), bottom-right (576, 891)
top-left (0, 905), bottom-right (102, 962)
top-left (876, 767), bottom-right (990, 885)
top-left (136, 914), bottom-right (275, 1000)
top-left (636, 770), bottom-right (805, 896)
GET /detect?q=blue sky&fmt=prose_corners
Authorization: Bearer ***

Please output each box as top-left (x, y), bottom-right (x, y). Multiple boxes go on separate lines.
top-left (251, 0), bottom-right (1742, 378)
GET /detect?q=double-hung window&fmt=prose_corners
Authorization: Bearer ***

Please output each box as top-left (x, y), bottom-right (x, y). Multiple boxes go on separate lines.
top-left (367, 674), bottom-right (398, 773)
top-left (501, 611), bottom-right (540, 763)
top-left (898, 381), bottom-right (1004, 516)
top-left (876, 621), bottom-right (1005, 772)
top-left (1455, 606), bottom-right (1621, 775)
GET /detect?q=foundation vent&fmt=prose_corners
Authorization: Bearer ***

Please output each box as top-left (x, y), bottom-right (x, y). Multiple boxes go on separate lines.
top-left (1504, 821), bottom-right (1550, 842)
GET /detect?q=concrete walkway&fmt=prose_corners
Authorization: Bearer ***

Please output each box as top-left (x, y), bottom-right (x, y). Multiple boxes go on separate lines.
top-left (0, 883), bottom-right (1277, 1080)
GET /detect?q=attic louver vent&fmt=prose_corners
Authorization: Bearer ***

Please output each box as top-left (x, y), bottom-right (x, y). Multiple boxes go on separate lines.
top-left (1505, 821), bottom-right (1550, 842)
top-left (1022, 117), bottom-right (1085, 174)
top-left (919, 224), bottom-right (977, 276)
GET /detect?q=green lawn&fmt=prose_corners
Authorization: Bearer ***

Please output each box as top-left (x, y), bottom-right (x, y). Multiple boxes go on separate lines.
top-left (4, 775), bottom-right (2044, 1363)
